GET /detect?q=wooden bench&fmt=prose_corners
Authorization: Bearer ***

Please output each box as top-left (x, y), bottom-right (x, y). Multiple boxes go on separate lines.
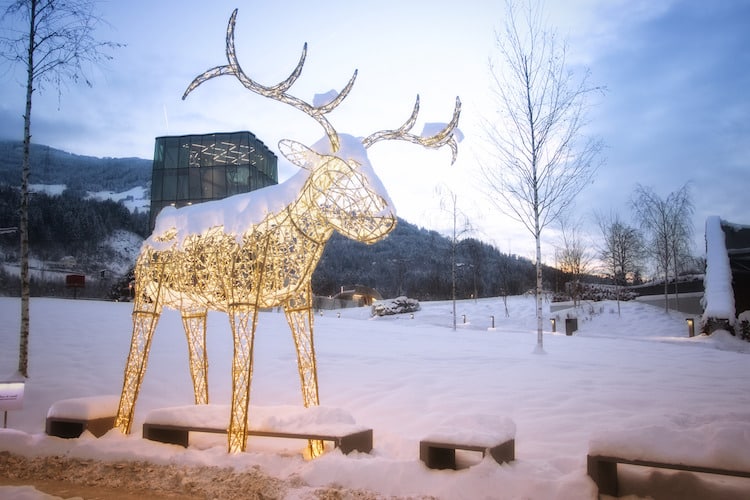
top-left (420, 437), bottom-right (515, 470)
top-left (46, 415), bottom-right (116, 438)
top-left (587, 454), bottom-right (750, 497)
top-left (142, 422), bottom-right (373, 454)
top-left (419, 414), bottom-right (516, 470)
top-left (45, 395), bottom-right (119, 439)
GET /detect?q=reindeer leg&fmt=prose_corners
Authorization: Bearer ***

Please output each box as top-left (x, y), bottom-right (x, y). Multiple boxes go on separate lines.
top-left (285, 286), bottom-right (324, 458)
top-left (115, 298), bottom-right (162, 434)
top-left (181, 309), bottom-right (209, 405)
top-left (227, 305), bottom-right (258, 453)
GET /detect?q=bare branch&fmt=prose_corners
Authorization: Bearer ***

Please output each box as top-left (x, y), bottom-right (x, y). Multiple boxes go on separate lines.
top-left (478, 0), bottom-right (605, 350)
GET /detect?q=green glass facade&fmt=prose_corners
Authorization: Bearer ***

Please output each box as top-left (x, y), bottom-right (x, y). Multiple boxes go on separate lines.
top-left (149, 131), bottom-right (278, 230)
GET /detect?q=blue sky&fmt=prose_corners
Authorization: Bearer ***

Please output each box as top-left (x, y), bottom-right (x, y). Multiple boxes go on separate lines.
top-left (1, 0), bottom-right (748, 265)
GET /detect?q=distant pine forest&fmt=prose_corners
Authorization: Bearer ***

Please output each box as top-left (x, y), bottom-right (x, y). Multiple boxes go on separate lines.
top-left (0, 140), bottom-right (551, 300)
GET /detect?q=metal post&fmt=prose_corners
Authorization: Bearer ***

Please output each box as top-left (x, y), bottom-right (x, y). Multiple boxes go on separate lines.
top-left (462, 314), bottom-right (466, 324)
top-left (686, 318), bottom-right (695, 337)
top-left (490, 315), bottom-right (495, 328)
top-left (550, 318), bottom-right (556, 332)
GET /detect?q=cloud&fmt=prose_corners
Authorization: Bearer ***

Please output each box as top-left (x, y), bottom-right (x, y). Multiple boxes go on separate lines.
top-left (575, 0), bottom-right (750, 247)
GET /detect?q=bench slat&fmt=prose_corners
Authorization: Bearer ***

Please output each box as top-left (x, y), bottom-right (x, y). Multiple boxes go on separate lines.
top-left (142, 422), bottom-right (372, 454)
top-left (420, 438), bottom-right (515, 469)
top-left (46, 416), bottom-right (116, 439)
top-left (592, 454), bottom-right (750, 478)
top-left (587, 454), bottom-right (750, 497)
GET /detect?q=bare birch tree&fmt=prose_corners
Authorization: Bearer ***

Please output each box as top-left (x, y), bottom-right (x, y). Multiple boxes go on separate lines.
top-left (555, 219), bottom-right (593, 309)
top-left (480, 0), bottom-right (603, 352)
top-left (631, 183), bottom-right (694, 312)
top-left (596, 211), bottom-right (645, 315)
top-left (436, 185), bottom-right (471, 331)
top-left (0, 0), bottom-right (120, 377)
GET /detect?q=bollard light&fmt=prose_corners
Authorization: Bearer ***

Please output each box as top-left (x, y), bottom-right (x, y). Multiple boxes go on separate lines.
top-left (550, 318), bottom-right (556, 332)
top-left (490, 315), bottom-right (495, 329)
top-left (410, 313), bottom-right (414, 319)
top-left (462, 314), bottom-right (467, 324)
top-left (686, 318), bottom-right (695, 337)
top-left (337, 312), bottom-right (341, 318)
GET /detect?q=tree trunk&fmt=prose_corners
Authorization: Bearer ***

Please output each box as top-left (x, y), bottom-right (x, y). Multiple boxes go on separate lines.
top-left (18, 0), bottom-right (37, 378)
top-left (535, 229), bottom-right (544, 352)
top-left (673, 246), bottom-right (680, 311)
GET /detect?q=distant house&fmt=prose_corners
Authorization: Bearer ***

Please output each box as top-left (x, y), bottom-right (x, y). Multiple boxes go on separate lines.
top-left (314, 284), bottom-right (384, 310)
top-left (333, 285), bottom-right (383, 306)
top-left (702, 216), bottom-right (750, 333)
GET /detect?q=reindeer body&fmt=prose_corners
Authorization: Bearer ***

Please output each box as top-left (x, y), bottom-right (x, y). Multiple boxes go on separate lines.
top-left (115, 8), bottom-right (460, 456)
top-left (116, 136), bottom-right (396, 454)
top-left (141, 135), bottom-right (392, 312)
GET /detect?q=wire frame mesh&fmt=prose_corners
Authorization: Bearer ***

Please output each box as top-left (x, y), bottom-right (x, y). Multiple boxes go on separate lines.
top-left (115, 6), bottom-right (458, 458)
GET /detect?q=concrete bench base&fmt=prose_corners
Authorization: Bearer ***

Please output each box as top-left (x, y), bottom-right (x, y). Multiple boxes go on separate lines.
top-left (587, 454), bottom-right (750, 497)
top-left (142, 422), bottom-right (373, 455)
top-left (46, 416), bottom-right (116, 439)
top-left (420, 438), bottom-right (515, 470)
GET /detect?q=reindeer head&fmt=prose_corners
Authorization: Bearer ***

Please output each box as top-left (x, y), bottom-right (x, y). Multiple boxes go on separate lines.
top-left (182, 9), bottom-right (461, 244)
top-left (278, 135), bottom-right (395, 244)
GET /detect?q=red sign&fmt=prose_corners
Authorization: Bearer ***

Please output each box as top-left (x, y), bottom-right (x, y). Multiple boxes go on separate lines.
top-left (65, 274), bottom-right (85, 288)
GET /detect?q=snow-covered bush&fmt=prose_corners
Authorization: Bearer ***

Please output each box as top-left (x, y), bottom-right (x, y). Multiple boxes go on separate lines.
top-left (736, 311), bottom-right (750, 341)
top-left (371, 296), bottom-right (420, 317)
top-left (552, 283), bottom-right (637, 303)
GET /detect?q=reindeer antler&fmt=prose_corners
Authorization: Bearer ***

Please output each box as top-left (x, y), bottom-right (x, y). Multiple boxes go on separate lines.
top-left (182, 9), bottom-right (357, 153)
top-left (362, 96), bottom-right (462, 164)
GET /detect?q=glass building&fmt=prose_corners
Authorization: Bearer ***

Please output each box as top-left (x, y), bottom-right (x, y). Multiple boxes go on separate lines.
top-left (149, 131), bottom-right (278, 230)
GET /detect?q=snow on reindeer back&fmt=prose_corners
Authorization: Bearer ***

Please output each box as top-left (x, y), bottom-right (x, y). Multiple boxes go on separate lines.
top-left (147, 133), bottom-right (394, 250)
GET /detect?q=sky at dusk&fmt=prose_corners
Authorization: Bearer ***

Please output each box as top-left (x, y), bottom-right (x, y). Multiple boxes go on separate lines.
top-left (0, 0), bottom-right (748, 266)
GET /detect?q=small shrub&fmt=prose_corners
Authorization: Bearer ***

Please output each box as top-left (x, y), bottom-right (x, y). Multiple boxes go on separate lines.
top-left (371, 296), bottom-right (420, 317)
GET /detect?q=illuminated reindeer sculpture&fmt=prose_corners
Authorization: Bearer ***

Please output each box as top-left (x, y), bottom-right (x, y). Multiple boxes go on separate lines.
top-left (115, 9), bottom-right (460, 456)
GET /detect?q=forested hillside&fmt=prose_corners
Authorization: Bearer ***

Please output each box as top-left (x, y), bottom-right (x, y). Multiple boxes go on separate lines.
top-left (0, 140), bottom-right (151, 193)
top-left (0, 186), bottom-right (148, 259)
top-left (312, 219), bottom-right (537, 300)
top-left (0, 141), bottom-right (542, 300)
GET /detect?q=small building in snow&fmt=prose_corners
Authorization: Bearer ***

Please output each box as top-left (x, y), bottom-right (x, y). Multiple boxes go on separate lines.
top-left (702, 216), bottom-right (750, 334)
top-left (149, 131), bottom-right (278, 231)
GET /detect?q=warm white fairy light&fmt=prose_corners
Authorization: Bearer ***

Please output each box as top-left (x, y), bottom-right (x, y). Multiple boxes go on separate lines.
top-left (115, 8), bottom-right (460, 458)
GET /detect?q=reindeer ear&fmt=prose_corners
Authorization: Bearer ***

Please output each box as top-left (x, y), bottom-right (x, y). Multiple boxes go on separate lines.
top-left (279, 139), bottom-right (321, 170)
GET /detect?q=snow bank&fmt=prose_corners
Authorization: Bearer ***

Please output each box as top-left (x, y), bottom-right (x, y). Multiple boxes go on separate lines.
top-left (422, 414), bottom-right (515, 446)
top-left (589, 414), bottom-right (750, 471)
top-left (47, 395), bottom-right (120, 420)
top-left (144, 404), bottom-right (365, 435)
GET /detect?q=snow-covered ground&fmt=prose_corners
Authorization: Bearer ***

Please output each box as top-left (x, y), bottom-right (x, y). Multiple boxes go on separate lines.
top-left (27, 183), bottom-right (149, 214)
top-left (87, 186), bottom-right (150, 214)
top-left (1, 296), bottom-right (749, 499)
